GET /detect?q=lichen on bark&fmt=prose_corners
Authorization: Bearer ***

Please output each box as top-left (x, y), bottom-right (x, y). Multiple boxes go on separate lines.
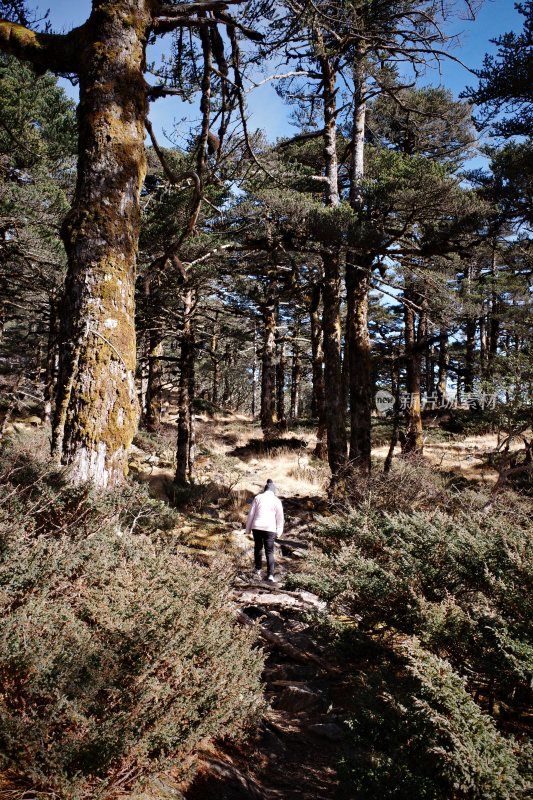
top-left (50, 0), bottom-right (152, 485)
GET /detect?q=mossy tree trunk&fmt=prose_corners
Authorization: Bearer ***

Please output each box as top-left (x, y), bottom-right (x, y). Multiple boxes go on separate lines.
top-left (50, 3), bottom-right (152, 485)
top-left (0, 2), bottom-right (221, 486)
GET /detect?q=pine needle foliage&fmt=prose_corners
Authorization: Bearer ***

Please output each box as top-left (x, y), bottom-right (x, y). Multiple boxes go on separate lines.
top-left (0, 444), bottom-right (264, 800)
top-left (290, 504), bottom-right (532, 798)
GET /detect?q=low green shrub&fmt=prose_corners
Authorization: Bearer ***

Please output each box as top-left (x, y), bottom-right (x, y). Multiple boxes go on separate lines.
top-left (339, 639), bottom-right (532, 800)
top-left (290, 506), bottom-right (532, 797)
top-left (0, 445), bottom-right (264, 799)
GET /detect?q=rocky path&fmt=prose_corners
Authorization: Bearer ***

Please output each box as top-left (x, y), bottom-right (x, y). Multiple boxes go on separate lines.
top-left (182, 498), bottom-right (349, 800)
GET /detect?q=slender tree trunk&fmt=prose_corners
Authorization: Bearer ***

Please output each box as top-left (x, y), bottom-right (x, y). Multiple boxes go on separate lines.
top-left (479, 309), bottom-right (488, 376)
top-left (289, 331), bottom-right (301, 421)
top-left (211, 312), bottom-right (219, 406)
top-left (384, 351), bottom-right (400, 474)
top-left (43, 292), bottom-right (59, 426)
top-left (317, 43), bottom-right (346, 478)
top-left (144, 325), bottom-right (163, 432)
top-left (222, 342), bottom-right (231, 406)
top-left (403, 287), bottom-right (423, 454)
top-left (276, 335), bottom-right (286, 428)
top-left (175, 289), bottom-right (195, 485)
top-left (251, 321), bottom-right (258, 419)
top-left (437, 329), bottom-right (448, 403)
top-left (322, 250), bottom-right (347, 475)
top-left (261, 302), bottom-right (277, 439)
top-left (346, 50), bottom-right (372, 473)
top-left (52, 2), bottom-right (150, 485)
top-left (309, 285), bottom-right (327, 459)
top-left (346, 264), bottom-right (372, 472)
top-left (464, 318), bottom-right (476, 394)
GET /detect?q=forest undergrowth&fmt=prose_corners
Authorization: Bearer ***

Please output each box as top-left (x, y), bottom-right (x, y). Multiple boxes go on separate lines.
top-left (0, 415), bottom-right (531, 799)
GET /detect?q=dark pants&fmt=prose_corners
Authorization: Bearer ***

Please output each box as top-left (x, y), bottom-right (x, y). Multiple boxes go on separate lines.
top-left (253, 529), bottom-right (276, 577)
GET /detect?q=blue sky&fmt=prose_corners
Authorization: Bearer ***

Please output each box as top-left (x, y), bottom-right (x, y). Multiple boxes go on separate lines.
top-left (27, 0), bottom-right (522, 144)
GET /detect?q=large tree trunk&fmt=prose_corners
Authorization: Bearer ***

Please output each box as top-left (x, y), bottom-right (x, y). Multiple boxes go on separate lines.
top-left (51, 1), bottom-right (150, 485)
top-left (175, 289), bottom-right (195, 485)
top-left (261, 302), bottom-right (278, 439)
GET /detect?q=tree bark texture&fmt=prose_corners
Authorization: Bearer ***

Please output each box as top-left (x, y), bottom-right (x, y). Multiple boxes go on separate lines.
top-left (464, 318), bottom-right (476, 394)
top-left (144, 327), bottom-right (163, 432)
top-left (49, 1), bottom-right (152, 485)
top-left (310, 286), bottom-right (327, 459)
top-left (346, 262), bottom-right (372, 472)
top-left (322, 251), bottom-right (347, 475)
top-left (175, 289), bottom-right (195, 485)
top-left (276, 335), bottom-right (286, 427)
top-left (43, 293), bottom-right (59, 426)
top-left (403, 286), bottom-right (423, 454)
top-left (289, 333), bottom-right (301, 421)
top-left (346, 51), bottom-right (372, 472)
top-left (437, 329), bottom-right (448, 403)
top-left (261, 303), bottom-right (278, 439)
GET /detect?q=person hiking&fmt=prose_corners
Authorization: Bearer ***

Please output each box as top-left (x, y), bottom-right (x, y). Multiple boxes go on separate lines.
top-left (245, 478), bottom-right (284, 582)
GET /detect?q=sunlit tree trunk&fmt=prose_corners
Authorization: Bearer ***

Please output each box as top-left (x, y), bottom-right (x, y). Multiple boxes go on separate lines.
top-left (49, 2), bottom-right (151, 485)
top-left (346, 49), bottom-right (372, 473)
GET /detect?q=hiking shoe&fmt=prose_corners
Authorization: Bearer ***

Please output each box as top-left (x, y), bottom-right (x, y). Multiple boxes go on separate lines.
top-left (253, 570), bottom-right (262, 580)
top-left (267, 575), bottom-right (277, 583)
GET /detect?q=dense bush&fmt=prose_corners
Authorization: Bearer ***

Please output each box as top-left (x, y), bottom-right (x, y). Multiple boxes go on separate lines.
top-left (0, 445), bottom-right (264, 799)
top-left (290, 506), bottom-right (532, 798)
top-left (338, 639), bottom-right (532, 800)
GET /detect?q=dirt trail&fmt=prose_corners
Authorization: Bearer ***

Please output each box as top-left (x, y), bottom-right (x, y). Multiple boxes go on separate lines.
top-left (182, 496), bottom-right (349, 800)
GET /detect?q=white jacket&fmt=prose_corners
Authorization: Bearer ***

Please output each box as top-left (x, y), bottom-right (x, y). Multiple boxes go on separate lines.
top-left (245, 490), bottom-right (284, 535)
